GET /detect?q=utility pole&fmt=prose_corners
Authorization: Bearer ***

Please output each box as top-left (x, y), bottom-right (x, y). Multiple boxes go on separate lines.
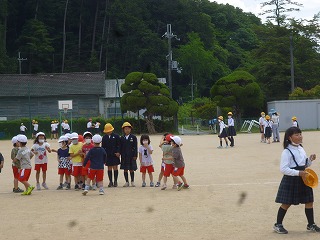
top-left (289, 34), bottom-right (295, 93)
top-left (17, 52), bottom-right (27, 74)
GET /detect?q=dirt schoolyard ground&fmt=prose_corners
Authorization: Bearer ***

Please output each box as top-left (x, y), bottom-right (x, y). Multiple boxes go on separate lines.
top-left (0, 131), bottom-right (320, 240)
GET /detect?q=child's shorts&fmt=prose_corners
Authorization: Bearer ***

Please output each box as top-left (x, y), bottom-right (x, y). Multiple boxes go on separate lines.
top-left (58, 168), bottom-right (72, 175)
top-left (72, 166), bottom-right (82, 177)
top-left (88, 169), bottom-right (104, 182)
top-left (140, 165), bottom-right (154, 173)
top-left (82, 161), bottom-right (90, 176)
top-left (18, 169), bottom-right (31, 182)
top-left (12, 166), bottom-right (20, 179)
top-left (160, 162), bottom-right (165, 172)
top-left (172, 167), bottom-right (185, 177)
top-left (34, 163), bottom-right (47, 172)
top-left (163, 163), bottom-right (174, 177)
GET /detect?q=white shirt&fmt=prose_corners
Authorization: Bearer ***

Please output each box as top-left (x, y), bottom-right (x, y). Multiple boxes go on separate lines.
top-left (271, 115), bottom-right (279, 125)
top-left (95, 122), bottom-right (100, 129)
top-left (227, 117), bottom-right (234, 127)
top-left (20, 125), bottom-right (27, 131)
top-left (219, 121), bottom-right (226, 134)
top-left (280, 144), bottom-right (311, 176)
top-left (31, 142), bottom-right (51, 164)
top-left (259, 117), bottom-right (265, 126)
top-left (139, 144), bottom-right (153, 166)
top-left (263, 120), bottom-right (272, 133)
top-left (87, 122), bottom-right (92, 128)
top-left (63, 123), bottom-right (70, 130)
top-left (51, 124), bottom-right (55, 131)
top-left (33, 123), bottom-right (39, 131)
top-left (292, 121), bottom-right (298, 127)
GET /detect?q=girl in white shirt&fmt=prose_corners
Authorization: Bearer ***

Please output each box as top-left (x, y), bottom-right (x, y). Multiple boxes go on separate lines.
top-left (217, 116), bottom-right (228, 149)
top-left (227, 112), bottom-right (236, 147)
top-left (274, 127), bottom-right (319, 234)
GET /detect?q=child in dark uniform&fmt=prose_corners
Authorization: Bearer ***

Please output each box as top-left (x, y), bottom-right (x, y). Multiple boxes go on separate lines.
top-left (120, 122), bottom-right (138, 187)
top-left (227, 112), bottom-right (236, 147)
top-left (263, 115), bottom-right (272, 144)
top-left (217, 116), bottom-right (228, 148)
top-left (274, 127), bottom-right (320, 234)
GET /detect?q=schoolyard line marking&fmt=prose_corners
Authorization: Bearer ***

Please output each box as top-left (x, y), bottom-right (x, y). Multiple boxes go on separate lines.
top-left (192, 181), bottom-right (279, 187)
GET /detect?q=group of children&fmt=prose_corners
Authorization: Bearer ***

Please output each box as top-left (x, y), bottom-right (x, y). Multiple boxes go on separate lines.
top-left (6, 121), bottom-right (189, 196)
top-left (216, 112), bottom-right (237, 148)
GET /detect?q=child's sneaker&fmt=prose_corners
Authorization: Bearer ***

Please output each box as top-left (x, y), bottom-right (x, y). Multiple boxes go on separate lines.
top-left (108, 182), bottom-right (113, 187)
top-left (13, 187), bottom-right (24, 193)
top-left (36, 183), bottom-right (41, 190)
top-left (21, 190), bottom-right (29, 195)
top-left (123, 182), bottom-right (129, 187)
top-left (42, 182), bottom-right (49, 190)
top-left (63, 181), bottom-right (68, 187)
top-left (26, 185), bottom-right (35, 195)
top-left (161, 184), bottom-right (167, 190)
top-left (172, 184), bottom-right (177, 189)
top-left (150, 182), bottom-right (154, 187)
top-left (99, 189), bottom-right (105, 195)
top-left (75, 184), bottom-right (80, 191)
top-left (65, 183), bottom-right (71, 190)
top-left (225, 145), bottom-right (229, 148)
top-left (273, 223), bottom-right (288, 234)
top-left (142, 182), bottom-right (146, 187)
top-left (56, 184), bottom-right (63, 190)
top-left (307, 224), bottom-right (320, 232)
top-left (82, 189), bottom-right (88, 196)
top-left (155, 182), bottom-right (160, 187)
top-left (131, 182), bottom-right (136, 187)
top-left (92, 185), bottom-right (97, 190)
top-left (183, 184), bottom-right (190, 189)
top-left (217, 146), bottom-right (223, 149)
top-left (177, 183), bottom-right (184, 191)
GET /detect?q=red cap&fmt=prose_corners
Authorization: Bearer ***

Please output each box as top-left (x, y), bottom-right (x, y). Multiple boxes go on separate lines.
top-left (78, 135), bottom-right (84, 142)
top-left (165, 134), bottom-right (173, 142)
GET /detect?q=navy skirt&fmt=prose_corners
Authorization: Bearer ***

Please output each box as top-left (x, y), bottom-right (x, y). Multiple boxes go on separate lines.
top-left (120, 156), bottom-right (137, 171)
top-left (227, 126), bottom-right (237, 136)
top-left (219, 129), bottom-right (228, 138)
top-left (264, 127), bottom-right (272, 138)
top-left (275, 175), bottom-right (314, 205)
top-left (106, 156), bottom-right (120, 166)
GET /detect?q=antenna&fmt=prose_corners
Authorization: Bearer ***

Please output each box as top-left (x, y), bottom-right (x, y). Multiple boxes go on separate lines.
top-left (17, 52), bottom-right (27, 74)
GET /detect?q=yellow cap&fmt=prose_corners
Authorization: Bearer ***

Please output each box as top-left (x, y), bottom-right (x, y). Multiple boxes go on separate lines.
top-left (227, 112), bottom-right (233, 115)
top-left (261, 112), bottom-right (265, 115)
top-left (103, 123), bottom-right (114, 133)
top-left (218, 116), bottom-right (223, 120)
top-left (265, 115), bottom-right (270, 120)
top-left (122, 122), bottom-right (132, 129)
top-left (292, 116), bottom-right (297, 121)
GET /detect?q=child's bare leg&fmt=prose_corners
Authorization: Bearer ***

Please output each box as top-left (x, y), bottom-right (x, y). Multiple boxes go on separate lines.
top-left (59, 174), bottom-right (64, 184)
top-left (21, 181), bottom-right (30, 190)
top-left (36, 171), bottom-right (40, 183)
top-left (14, 178), bottom-right (19, 189)
top-left (157, 171), bottom-right (163, 183)
top-left (180, 175), bottom-right (188, 185)
top-left (148, 173), bottom-right (153, 183)
top-left (43, 171), bottom-right (47, 183)
top-left (142, 173), bottom-right (146, 183)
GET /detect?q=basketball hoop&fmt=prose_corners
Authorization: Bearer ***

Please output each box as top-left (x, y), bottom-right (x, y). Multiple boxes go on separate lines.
top-left (63, 108), bottom-right (68, 114)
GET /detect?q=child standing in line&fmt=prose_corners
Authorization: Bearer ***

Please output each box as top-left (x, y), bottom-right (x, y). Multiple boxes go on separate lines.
top-left (69, 132), bottom-right (84, 190)
top-left (263, 115), bottom-right (273, 144)
top-left (56, 136), bottom-right (71, 190)
top-left (82, 134), bottom-right (107, 196)
top-left (170, 136), bottom-right (189, 191)
top-left (155, 133), bottom-right (170, 187)
top-left (259, 112), bottom-right (266, 143)
top-left (160, 134), bottom-right (176, 190)
top-left (31, 132), bottom-right (51, 190)
top-left (120, 122), bottom-right (138, 187)
top-left (274, 127), bottom-right (320, 234)
top-left (227, 112), bottom-right (236, 147)
top-left (14, 135), bottom-right (35, 195)
top-left (292, 116), bottom-right (299, 128)
top-left (20, 123), bottom-right (27, 135)
top-left (138, 135), bottom-right (154, 187)
top-left (11, 136), bottom-right (24, 193)
top-left (217, 116), bottom-right (228, 149)
top-left (82, 131), bottom-right (96, 190)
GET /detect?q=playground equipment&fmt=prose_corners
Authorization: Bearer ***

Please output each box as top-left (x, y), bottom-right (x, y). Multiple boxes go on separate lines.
top-left (240, 120), bottom-right (260, 133)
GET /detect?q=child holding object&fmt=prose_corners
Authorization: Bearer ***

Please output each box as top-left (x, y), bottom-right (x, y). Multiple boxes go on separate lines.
top-left (138, 135), bottom-right (154, 187)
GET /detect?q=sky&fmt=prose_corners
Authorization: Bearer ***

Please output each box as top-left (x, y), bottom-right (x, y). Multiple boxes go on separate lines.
top-left (211, 0), bottom-right (320, 23)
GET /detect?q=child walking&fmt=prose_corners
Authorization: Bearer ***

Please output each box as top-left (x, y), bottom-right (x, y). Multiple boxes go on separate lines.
top-left (263, 115), bottom-right (273, 144)
top-left (217, 116), bottom-right (228, 148)
top-left (160, 134), bottom-right (176, 190)
top-left (82, 134), bottom-right (107, 196)
top-left (227, 112), bottom-right (236, 147)
top-left (11, 136), bottom-right (24, 193)
top-left (69, 132), bottom-right (84, 190)
top-left (259, 112), bottom-right (266, 143)
top-left (14, 135), bottom-right (35, 195)
top-left (138, 135), bottom-right (154, 187)
top-left (170, 136), bottom-right (189, 191)
top-left (31, 132), bottom-right (51, 190)
top-left (56, 136), bottom-right (71, 190)
top-left (120, 122), bottom-right (138, 187)
top-left (82, 131), bottom-right (95, 190)
top-left (155, 133), bottom-right (170, 187)
top-left (274, 127), bottom-right (320, 234)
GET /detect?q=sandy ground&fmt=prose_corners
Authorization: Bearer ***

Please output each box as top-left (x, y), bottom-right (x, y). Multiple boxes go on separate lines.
top-left (0, 131), bottom-right (320, 240)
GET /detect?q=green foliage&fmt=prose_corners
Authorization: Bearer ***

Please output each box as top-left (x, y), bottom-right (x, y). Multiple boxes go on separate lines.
top-left (211, 70), bottom-right (263, 116)
top-left (289, 85), bottom-right (320, 99)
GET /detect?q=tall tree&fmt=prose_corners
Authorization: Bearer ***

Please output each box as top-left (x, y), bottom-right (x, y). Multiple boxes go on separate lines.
top-left (61, 0), bottom-right (69, 73)
top-left (260, 0), bottom-right (303, 26)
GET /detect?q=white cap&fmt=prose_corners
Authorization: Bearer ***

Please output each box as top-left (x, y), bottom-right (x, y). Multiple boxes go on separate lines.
top-left (92, 134), bottom-right (102, 143)
top-left (83, 131), bottom-right (92, 137)
top-left (170, 136), bottom-right (182, 146)
top-left (58, 136), bottom-right (68, 143)
top-left (17, 134), bottom-right (28, 143)
top-left (11, 136), bottom-right (18, 144)
top-left (71, 132), bottom-right (79, 139)
top-left (65, 133), bottom-right (72, 139)
top-left (36, 132), bottom-right (45, 138)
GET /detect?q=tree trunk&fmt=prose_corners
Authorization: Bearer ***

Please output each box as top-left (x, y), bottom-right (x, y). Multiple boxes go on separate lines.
top-left (62, 0), bottom-right (69, 73)
top-left (78, 0), bottom-right (83, 63)
top-left (99, 0), bottom-right (108, 70)
top-left (105, 11), bottom-right (111, 76)
top-left (35, 0), bottom-right (40, 20)
top-left (91, 0), bottom-right (99, 55)
top-left (146, 115), bottom-right (157, 134)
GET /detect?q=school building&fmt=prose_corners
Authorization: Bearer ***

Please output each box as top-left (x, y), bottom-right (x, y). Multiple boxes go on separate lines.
top-left (267, 99), bottom-right (320, 131)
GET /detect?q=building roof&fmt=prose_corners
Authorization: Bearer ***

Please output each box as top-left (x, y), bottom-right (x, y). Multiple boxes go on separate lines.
top-left (0, 72), bottom-right (105, 97)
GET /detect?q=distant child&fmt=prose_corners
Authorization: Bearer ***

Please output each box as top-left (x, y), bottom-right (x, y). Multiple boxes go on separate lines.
top-left (139, 135), bottom-right (154, 187)
top-left (217, 116), bottom-right (228, 148)
top-left (82, 134), bottom-right (107, 196)
top-left (32, 120), bottom-right (39, 139)
top-left (160, 134), bottom-right (175, 190)
top-left (62, 120), bottom-right (70, 134)
top-left (120, 122), bottom-right (138, 187)
top-left (54, 120), bottom-right (59, 139)
top-left (31, 132), bottom-right (51, 190)
top-left (69, 132), bottom-right (84, 190)
top-left (227, 112), bottom-right (236, 147)
top-left (259, 112), bottom-right (266, 143)
top-left (155, 133), bottom-right (170, 187)
top-left (273, 127), bottom-right (320, 234)
top-left (20, 123), bottom-right (27, 135)
top-left (263, 115), bottom-right (273, 144)
top-left (11, 136), bottom-right (24, 193)
top-left (94, 121), bottom-right (101, 134)
top-left (14, 134), bottom-right (35, 195)
top-left (102, 123), bottom-right (121, 187)
top-left (82, 131), bottom-right (96, 190)
top-left (292, 116), bottom-right (299, 128)
top-left (170, 136), bottom-right (189, 191)
top-left (56, 136), bottom-right (71, 190)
